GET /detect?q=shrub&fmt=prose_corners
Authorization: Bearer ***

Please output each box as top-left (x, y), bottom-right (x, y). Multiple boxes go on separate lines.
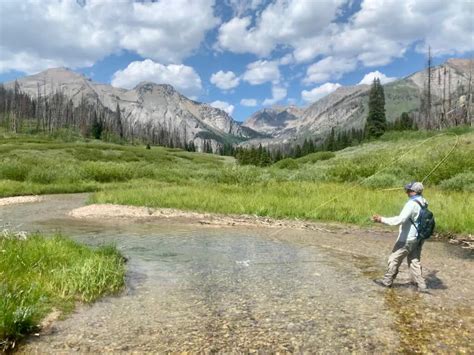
top-left (273, 158), bottom-right (300, 170)
top-left (439, 172), bottom-right (474, 192)
top-left (361, 172), bottom-right (402, 188)
top-left (27, 166), bottom-right (59, 184)
top-left (131, 164), bottom-right (156, 179)
top-left (297, 151), bottom-right (335, 164)
top-left (327, 157), bottom-right (379, 182)
top-left (0, 161), bottom-right (30, 181)
top-left (213, 165), bottom-right (262, 185)
top-left (82, 162), bottom-right (134, 182)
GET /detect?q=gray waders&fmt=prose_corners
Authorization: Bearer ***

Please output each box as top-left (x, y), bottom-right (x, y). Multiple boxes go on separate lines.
top-left (382, 239), bottom-right (427, 289)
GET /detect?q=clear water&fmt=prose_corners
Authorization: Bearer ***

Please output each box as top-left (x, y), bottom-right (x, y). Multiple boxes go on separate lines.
top-left (1, 194), bottom-right (472, 353)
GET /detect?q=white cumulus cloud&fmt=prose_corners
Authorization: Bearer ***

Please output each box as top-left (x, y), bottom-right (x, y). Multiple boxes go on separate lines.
top-left (263, 86), bottom-right (287, 106)
top-left (210, 100), bottom-right (235, 116)
top-left (303, 57), bottom-right (356, 84)
top-left (242, 60), bottom-right (280, 85)
top-left (216, 0), bottom-right (472, 80)
top-left (302, 82), bottom-right (342, 103)
top-left (210, 70), bottom-right (240, 90)
top-left (240, 98), bottom-right (258, 107)
top-left (226, 0), bottom-right (264, 16)
top-left (358, 70), bottom-right (397, 85)
top-left (0, 0), bottom-right (219, 74)
top-left (111, 59), bottom-right (202, 98)
top-left (352, 0), bottom-right (473, 57)
top-left (217, 0), bottom-right (344, 57)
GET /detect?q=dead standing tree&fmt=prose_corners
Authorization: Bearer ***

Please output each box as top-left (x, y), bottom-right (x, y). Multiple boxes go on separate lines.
top-left (468, 56), bottom-right (473, 127)
top-left (426, 46), bottom-right (433, 129)
top-left (419, 46), bottom-right (433, 129)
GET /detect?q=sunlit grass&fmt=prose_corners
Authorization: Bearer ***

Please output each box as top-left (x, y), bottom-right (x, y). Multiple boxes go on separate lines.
top-left (1, 128), bottom-right (473, 233)
top-left (0, 232), bottom-right (125, 351)
top-left (91, 180), bottom-right (473, 234)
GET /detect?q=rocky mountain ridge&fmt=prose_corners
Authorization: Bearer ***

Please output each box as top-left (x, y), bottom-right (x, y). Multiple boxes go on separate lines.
top-left (4, 68), bottom-right (260, 152)
top-left (243, 58), bottom-right (472, 146)
top-left (3, 58), bottom-right (471, 152)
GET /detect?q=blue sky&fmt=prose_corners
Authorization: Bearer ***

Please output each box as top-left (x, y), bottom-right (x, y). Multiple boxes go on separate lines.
top-left (0, 0), bottom-right (472, 122)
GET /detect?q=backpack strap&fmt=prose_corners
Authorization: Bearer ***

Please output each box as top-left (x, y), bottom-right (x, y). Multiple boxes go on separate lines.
top-left (409, 199), bottom-right (425, 236)
top-left (412, 199), bottom-right (426, 209)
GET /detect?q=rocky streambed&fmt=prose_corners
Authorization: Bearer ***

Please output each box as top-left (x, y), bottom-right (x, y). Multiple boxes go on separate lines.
top-left (1, 194), bottom-right (472, 353)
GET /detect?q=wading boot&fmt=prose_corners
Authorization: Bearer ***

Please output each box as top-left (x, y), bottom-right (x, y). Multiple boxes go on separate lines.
top-left (417, 287), bottom-right (431, 294)
top-left (373, 279), bottom-right (391, 288)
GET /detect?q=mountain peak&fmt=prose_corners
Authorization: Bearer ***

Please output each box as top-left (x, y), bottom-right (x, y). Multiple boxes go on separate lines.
top-left (133, 81), bottom-right (177, 94)
top-left (36, 67), bottom-right (89, 81)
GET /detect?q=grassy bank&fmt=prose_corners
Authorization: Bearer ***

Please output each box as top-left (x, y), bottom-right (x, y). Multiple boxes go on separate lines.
top-left (91, 180), bottom-right (473, 234)
top-left (1, 128), bottom-right (473, 234)
top-left (0, 232), bottom-right (125, 351)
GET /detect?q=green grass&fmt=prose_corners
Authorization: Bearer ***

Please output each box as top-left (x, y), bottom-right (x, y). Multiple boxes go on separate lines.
top-left (91, 180), bottom-right (473, 234)
top-left (1, 128), bottom-right (473, 234)
top-left (0, 136), bottom-right (226, 197)
top-left (0, 232), bottom-right (125, 351)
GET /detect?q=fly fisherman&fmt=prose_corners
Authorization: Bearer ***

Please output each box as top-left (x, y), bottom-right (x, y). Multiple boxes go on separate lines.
top-left (371, 182), bottom-right (428, 292)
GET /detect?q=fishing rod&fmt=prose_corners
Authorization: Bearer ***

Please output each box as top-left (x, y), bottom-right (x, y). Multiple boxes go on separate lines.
top-left (314, 132), bottom-right (460, 208)
top-left (266, 132), bottom-right (461, 238)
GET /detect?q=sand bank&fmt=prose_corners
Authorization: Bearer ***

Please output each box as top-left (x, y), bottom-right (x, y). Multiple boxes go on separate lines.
top-left (0, 195), bottom-right (42, 206)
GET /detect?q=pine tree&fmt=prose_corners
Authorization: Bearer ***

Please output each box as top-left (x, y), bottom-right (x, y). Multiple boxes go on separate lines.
top-left (400, 112), bottom-right (412, 130)
top-left (294, 144), bottom-right (302, 158)
top-left (365, 78), bottom-right (386, 138)
top-left (325, 127), bottom-right (336, 151)
top-left (274, 149), bottom-right (282, 162)
top-left (116, 102), bottom-right (123, 139)
top-left (302, 139), bottom-right (310, 155)
top-left (258, 147), bottom-right (272, 166)
top-left (91, 110), bottom-right (103, 139)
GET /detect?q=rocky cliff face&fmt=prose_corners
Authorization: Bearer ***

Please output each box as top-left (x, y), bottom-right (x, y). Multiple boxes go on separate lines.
top-left (4, 68), bottom-right (259, 152)
top-left (243, 58), bottom-right (472, 146)
top-left (242, 85), bottom-right (370, 146)
top-left (243, 106), bottom-right (304, 137)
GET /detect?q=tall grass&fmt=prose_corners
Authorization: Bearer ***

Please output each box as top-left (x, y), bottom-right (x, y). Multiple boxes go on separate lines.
top-left (0, 232), bottom-right (125, 351)
top-left (91, 180), bottom-right (473, 234)
top-left (1, 129), bottom-right (473, 233)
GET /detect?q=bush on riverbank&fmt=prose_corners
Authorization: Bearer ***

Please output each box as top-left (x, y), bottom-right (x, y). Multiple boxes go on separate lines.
top-left (0, 232), bottom-right (125, 351)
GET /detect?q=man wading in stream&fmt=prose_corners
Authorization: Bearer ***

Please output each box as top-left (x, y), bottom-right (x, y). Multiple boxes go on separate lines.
top-left (372, 182), bottom-right (429, 292)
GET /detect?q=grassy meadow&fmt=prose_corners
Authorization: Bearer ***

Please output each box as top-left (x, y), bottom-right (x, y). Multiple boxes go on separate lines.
top-left (0, 232), bottom-right (125, 351)
top-left (1, 128), bottom-right (473, 234)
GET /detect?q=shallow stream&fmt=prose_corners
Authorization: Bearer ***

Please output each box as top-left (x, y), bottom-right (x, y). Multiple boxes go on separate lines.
top-left (1, 194), bottom-right (472, 353)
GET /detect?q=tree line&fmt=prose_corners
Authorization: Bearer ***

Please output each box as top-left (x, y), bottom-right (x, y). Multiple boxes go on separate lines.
top-left (2, 55), bottom-right (471, 161)
top-left (234, 77), bottom-right (414, 167)
top-left (234, 127), bottom-right (366, 166)
top-left (0, 83), bottom-right (222, 151)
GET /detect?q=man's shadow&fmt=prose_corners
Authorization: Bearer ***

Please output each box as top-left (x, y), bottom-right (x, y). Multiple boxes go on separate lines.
top-left (393, 270), bottom-right (447, 290)
top-left (425, 270), bottom-right (447, 290)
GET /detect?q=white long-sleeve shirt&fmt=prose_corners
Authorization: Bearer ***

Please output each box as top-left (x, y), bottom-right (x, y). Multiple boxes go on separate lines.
top-left (381, 196), bottom-right (427, 243)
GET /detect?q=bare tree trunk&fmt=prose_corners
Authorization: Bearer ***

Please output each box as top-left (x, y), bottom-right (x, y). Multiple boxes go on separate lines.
top-left (442, 65), bottom-right (447, 128)
top-left (427, 46), bottom-right (432, 129)
top-left (468, 56), bottom-right (473, 127)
